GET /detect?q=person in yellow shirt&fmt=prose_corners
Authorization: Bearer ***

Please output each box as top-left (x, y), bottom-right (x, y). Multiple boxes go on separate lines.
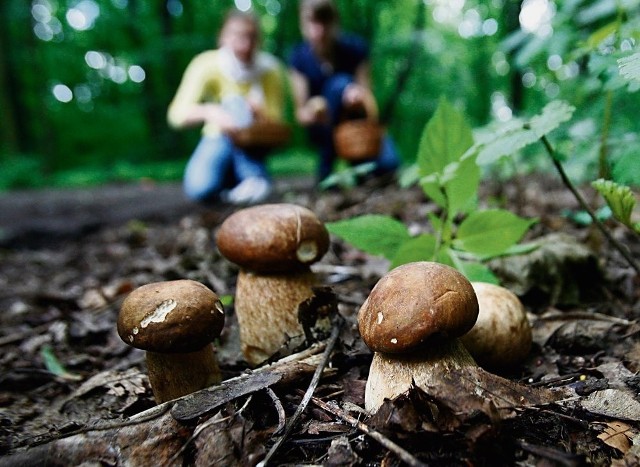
top-left (168, 11), bottom-right (286, 204)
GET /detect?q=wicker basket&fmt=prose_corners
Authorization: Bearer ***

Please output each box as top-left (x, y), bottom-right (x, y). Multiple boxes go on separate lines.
top-left (333, 119), bottom-right (383, 161)
top-left (232, 120), bottom-right (292, 149)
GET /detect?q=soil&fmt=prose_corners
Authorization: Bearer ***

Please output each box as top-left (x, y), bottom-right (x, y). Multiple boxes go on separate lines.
top-left (0, 174), bottom-right (639, 466)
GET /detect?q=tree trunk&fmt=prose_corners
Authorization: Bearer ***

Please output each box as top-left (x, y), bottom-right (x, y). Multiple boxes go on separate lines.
top-left (505, 0), bottom-right (524, 112)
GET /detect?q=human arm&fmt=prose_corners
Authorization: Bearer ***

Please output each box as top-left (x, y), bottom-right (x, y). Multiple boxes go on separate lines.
top-left (256, 64), bottom-right (286, 123)
top-left (289, 68), bottom-right (328, 126)
top-left (167, 53), bottom-right (240, 133)
top-left (343, 60), bottom-right (378, 119)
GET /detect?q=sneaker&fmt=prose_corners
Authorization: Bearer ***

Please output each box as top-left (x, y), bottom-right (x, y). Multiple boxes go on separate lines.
top-left (225, 177), bottom-right (272, 205)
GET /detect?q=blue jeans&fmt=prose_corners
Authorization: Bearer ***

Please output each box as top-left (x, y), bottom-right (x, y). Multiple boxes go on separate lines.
top-left (308, 73), bottom-right (400, 180)
top-left (183, 134), bottom-right (269, 202)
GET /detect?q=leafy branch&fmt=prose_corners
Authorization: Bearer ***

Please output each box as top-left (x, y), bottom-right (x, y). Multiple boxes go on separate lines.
top-left (326, 99), bottom-right (536, 282)
top-left (541, 136), bottom-right (640, 275)
top-left (471, 99), bottom-right (640, 275)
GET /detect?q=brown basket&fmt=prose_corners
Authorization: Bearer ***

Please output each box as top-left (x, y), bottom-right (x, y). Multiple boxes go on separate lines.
top-left (333, 119), bottom-right (383, 161)
top-left (232, 120), bottom-right (292, 149)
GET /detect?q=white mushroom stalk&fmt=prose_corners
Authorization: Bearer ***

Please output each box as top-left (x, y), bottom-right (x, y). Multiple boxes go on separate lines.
top-left (216, 203), bottom-right (329, 366)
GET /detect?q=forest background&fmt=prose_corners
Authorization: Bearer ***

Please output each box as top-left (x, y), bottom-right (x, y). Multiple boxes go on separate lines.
top-left (0, 0), bottom-right (638, 191)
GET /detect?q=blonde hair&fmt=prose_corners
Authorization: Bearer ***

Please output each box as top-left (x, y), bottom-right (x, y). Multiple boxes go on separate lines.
top-left (218, 10), bottom-right (260, 45)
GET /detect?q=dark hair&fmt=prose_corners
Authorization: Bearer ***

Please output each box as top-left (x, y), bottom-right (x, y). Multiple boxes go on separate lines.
top-left (300, 0), bottom-right (338, 24)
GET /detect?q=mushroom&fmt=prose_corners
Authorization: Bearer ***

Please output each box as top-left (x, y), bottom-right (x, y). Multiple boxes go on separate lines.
top-left (460, 282), bottom-right (532, 371)
top-left (117, 279), bottom-right (225, 403)
top-left (216, 203), bottom-right (329, 366)
top-left (358, 261), bottom-right (479, 413)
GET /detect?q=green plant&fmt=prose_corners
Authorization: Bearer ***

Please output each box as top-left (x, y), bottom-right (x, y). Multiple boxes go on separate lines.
top-left (592, 179), bottom-right (640, 234)
top-left (319, 162), bottom-right (377, 191)
top-left (468, 97), bottom-right (640, 275)
top-left (326, 99), bottom-right (537, 283)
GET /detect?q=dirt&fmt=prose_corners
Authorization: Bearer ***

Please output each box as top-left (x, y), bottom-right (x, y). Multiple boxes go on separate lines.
top-left (0, 174), bottom-right (639, 466)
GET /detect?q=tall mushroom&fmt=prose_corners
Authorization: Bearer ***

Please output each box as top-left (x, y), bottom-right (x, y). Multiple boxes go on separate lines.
top-left (117, 279), bottom-right (225, 403)
top-left (460, 282), bottom-right (532, 371)
top-left (216, 203), bottom-right (329, 366)
top-left (358, 261), bottom-right (479, 413)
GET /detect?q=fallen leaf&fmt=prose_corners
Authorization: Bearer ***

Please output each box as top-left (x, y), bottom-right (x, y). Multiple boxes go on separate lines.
top-left (581, 389), bottom-right (640, 421)
top-left (597, 421), bottom-right (633, 453)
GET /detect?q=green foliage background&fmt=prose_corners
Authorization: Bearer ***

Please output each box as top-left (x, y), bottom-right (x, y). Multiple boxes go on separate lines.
top-left (0, 0), bottom-right (638, 190)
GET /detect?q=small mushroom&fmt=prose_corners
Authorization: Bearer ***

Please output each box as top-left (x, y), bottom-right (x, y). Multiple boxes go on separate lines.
top-left (216, 203), bottom-right (329, 366)
top-left (117, 279), bottom-right (225, 403)
top-left (358, 261), bottom-right (479, 413)
top-left (460, 282), bottom-right (532, 371)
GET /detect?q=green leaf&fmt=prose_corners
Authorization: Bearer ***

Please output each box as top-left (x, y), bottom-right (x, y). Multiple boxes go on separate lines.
top-left (444, 155), bottom-right (480, 216)
top-left (219, 294), bottom-right (234, 307)
top-left (419, 156), bottom-right (480, 214)
top-left (398, 163), bottom-right (420, 188)
top-left (613, 149), bottom-right (640, 186)
top-left (586, 21), bottom-right (618, 49)
top-left (475, 101), bottom-right (575, 165)
top-left (475, 240), bottom-right (541, 261)
top-left (418, 98), bottom-right (474, 205)
top-left (528, 100), bottom-right (576, 138)
top-left (453, 258), bottom-right (500, 284)
top-left (418, 98), bottom-right (474, 174)
top-left (40, 345), bottom-right (82, 381)
top-left (592, 178), bottom-right (636, 227)
top-left (390, 234), bottom-right (438, 269)
top-left (619, 52), bottom-right (640, 82)
top-left (326, 215), bottom-right (411, 260)
top-left (453, 209), bottom-right (536, 257)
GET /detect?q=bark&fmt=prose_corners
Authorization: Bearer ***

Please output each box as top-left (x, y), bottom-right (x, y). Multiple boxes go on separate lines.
top-left (378, 0), bottom-right (426, 125)
top-left (505, 0), bottom-right (525, 112)
top-left (0, 3), bottom-right (18, 153)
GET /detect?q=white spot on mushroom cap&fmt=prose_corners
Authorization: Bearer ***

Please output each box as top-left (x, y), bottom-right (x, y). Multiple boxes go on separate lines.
top-left (296, 240), bottom-right (318, 263)
top-left (390, 338), bottom-right (398, 344)
top-left (377, 312), bottom-right (384, 324)
top-left (140, 299), bottom-right (177, 328)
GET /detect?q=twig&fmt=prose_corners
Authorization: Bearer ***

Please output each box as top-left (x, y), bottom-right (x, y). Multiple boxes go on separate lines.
top-left (266, 387), bottom-right (286, 435)
top-left (541, 135), bottom-right (640, 275)
top-left (166, 396), bottom-right (253, 466)
top-left (258, 317), bottom-right (343, 467)
top-left (310, 397), bottom-right (427, 467)
top-left (516, 440), bottom-right (583, 466)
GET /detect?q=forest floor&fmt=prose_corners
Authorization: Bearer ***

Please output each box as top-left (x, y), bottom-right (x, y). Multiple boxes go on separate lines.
top-left (0, 173), bottom-right (639, 466)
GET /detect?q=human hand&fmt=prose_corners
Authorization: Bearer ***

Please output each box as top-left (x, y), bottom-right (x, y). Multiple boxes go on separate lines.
top-left (298, 96), bottom-right (329, 125)
top-left (202, 104), bottom-right (241, 132)
top-left (342, 83), bottom-right (368, 109)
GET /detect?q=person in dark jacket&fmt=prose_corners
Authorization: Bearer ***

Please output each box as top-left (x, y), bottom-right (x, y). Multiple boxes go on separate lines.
top-left (289, 0), bottom-right (400, 181)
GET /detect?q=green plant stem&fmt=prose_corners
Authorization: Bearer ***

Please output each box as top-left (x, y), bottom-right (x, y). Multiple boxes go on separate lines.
top-left (541, 136), bottom-right (640, 275)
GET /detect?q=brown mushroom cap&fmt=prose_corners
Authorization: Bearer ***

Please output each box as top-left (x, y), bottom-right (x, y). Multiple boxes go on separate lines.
top-left (358, 262), bottom-right (479, 354)
top-left (216, 203), bottom-right (329, 272)
top-left (117, 280), bottom-right (225, 353)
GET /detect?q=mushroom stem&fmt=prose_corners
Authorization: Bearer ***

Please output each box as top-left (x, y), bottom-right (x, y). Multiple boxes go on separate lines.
top-left (365, 339), bottom-right (476, 413)
top-left (145, 344), bottom-right (220, 403)
top-left (235, 269), bottom-right (316, 366)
